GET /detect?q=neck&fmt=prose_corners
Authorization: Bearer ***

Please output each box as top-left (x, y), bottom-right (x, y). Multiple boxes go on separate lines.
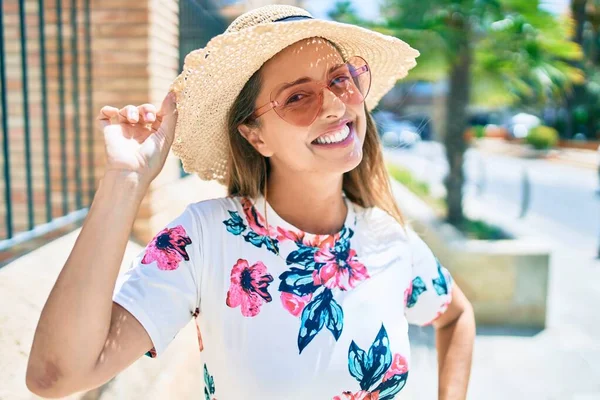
top-left (266, 167), bottom-right (347, 235)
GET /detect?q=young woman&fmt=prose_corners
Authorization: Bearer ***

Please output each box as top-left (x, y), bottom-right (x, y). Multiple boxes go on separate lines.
top-left (27, 5), bottom-right (475, 399)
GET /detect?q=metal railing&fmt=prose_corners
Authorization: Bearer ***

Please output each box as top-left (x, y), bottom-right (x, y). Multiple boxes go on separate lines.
top-left (0, 0), bottom-right (94, 251)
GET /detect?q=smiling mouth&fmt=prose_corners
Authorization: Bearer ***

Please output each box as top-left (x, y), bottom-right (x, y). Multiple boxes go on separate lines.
top-left (312, 122), bottom-right (352, 145)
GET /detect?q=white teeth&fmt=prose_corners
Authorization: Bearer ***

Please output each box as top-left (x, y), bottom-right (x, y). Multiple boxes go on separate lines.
top-left (316, 124), bottom-right (350, 144)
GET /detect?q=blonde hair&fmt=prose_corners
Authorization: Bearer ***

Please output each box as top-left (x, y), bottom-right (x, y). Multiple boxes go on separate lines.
top-left (225, 67), bottom-right (405, 227)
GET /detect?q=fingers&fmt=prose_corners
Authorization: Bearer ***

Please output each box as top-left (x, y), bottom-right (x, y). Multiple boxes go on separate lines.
top-left (118, 105), bottom-right (139, 124)
top-left (97, 106), bottom-right (119, 129)
top-left (151, 92), bottom-right (178, 137)
top-left (98, 96), bottom-right (172, 138)
top-left (138, 104), bottom-right (157, 124)
top-left (99, 104), bottom-right (158, 125)
top-left (157, 92), bottom-right (177, 118)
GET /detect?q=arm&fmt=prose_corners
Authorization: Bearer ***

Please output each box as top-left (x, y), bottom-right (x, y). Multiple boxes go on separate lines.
top-left (26, 95), bottom-right (178, 398)
top-left (433, 283), bottom-right (476, 400)
top-left (26, 173), bottom-right (153, 398)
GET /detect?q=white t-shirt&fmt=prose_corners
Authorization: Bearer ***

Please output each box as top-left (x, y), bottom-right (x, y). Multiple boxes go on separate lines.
top-left (113, 196), bottom-right (453, 400)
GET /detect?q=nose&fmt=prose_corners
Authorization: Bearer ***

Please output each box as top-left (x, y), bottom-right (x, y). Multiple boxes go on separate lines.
top-left (319, 86), bottom-right (346, 120)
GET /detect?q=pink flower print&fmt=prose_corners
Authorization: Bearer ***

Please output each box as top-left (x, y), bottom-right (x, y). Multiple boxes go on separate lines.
top-left (333, 391), bottom-right (380, 400)
top-left (226, 259), bottom-right (273, 317)
top-left (277, 227), bottom-right (338, 248)
top-left (280, 292), bottom-right (312, 317)
top-left (403, 281), bottom-right (413, 307)
top-left (141, 225), bottom-right (192, 271)
top-left (240, 198), bottom-right (282, 239)
top-left (383, 353), bottom-right (409, 381)
top-left (313, 246), bottom-right (369, 291)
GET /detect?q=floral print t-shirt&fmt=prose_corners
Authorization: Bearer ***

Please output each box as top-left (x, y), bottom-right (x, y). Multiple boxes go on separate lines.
top-left (113, 196), bottom-right (453, 400)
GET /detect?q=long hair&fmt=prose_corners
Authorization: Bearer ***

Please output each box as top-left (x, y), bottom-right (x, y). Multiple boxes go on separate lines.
top-left (225, 67), bottom-right (405, 227)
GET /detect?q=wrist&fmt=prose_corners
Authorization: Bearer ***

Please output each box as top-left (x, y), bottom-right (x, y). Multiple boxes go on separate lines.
top-left (100, 170), bottom-right (150, 200)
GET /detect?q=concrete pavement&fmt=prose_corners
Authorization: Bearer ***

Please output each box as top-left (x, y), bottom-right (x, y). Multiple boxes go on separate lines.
top-left (388, 145), bottom-right (600, 399)
top-left (2, 151), bottom-right (599, 399)
top-left (0, 178), bottom-right (226, 400)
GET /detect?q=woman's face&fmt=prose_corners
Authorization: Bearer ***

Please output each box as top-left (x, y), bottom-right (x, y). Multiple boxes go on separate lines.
top-left (239, 38), bottom-right (367, 178)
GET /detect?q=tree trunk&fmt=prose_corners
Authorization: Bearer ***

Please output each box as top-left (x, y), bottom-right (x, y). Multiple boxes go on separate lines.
top-left (444, 36), bottom-right (472, 226)
top-left (572, 0), bottom-right (588, 46)
top-left (566, 0), bottom-right (588, 139)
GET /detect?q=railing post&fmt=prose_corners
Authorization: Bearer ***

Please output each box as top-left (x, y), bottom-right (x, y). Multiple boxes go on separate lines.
top-left (0, 0), bottom-right (13, 239)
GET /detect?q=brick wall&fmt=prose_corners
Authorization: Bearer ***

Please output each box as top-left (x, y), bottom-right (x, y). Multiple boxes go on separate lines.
top-left (0, 0), bottom-right (200, 244)
top-left (1, 0), bottom-right (97, 237)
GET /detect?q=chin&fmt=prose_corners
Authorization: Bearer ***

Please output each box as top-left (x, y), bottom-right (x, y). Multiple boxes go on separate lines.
top-left (330, 148), bottom-right (364, 176)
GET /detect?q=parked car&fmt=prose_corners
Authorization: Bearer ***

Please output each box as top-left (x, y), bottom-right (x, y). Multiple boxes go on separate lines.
top-left (506, 112), bottom-right (541, 139)
top-left (373, 111), bottom-right (423, 148)
top-left (380, 120), bottom-right (422, 148)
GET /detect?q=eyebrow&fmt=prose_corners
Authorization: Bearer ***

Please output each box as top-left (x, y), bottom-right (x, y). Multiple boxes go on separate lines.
top-left (276, 63), bottom-right (347, 93)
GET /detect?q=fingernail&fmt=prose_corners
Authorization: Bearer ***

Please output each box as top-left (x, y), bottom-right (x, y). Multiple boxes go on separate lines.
top-left (128, 110), bottom-right (136, 119)
top-left (146, 112), bottom-right (154, 120)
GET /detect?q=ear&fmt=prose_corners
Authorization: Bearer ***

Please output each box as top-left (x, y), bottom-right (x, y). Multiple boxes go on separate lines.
top-left (237, 123), bottom-right (274, 157)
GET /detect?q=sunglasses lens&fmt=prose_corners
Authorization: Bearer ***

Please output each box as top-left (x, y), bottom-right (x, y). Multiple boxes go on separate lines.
top-left (272, 82), bottom-right (324, 127)
top-left (271, 56), bottom-right (371, 126)
top-left (348, 56), bottom-right (372, 101)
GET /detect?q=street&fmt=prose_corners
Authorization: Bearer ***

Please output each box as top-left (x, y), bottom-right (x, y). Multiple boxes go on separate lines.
top-left (386, 142), bottom-right (599, 253)
top-left (386, 143), bottom-right (600, 399)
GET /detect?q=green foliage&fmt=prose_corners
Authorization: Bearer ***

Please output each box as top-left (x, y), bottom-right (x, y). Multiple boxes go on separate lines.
top-left (459, 218), bottom-right (511, 240)
top-left (327, 0), bottom-right (364, 25)
top-left (525, 125), bottom-right (559, 149)
top-left (473, 125), bottom-right (486, 139)
top-left (387, 163), bottom-right (430, 198)
top-left (369, 0), bottom-right (584, 107)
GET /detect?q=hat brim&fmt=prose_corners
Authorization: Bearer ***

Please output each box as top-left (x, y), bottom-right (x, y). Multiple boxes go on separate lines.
top-left (170, 19), bottom-right (420, 183)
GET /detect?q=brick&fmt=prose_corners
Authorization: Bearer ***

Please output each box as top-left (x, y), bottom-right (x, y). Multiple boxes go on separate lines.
top-left (89, 0), bottom-right (147, 10)
top-left (1, 0), bottom-right (183, 245)
top-left (94, 50), bottom-right (148, 65)
top-left (95, 24), bottom-right (147, 38)
top-left (91, 10), bottom-right (149, 24)
top-left (92, 37), bottom-right (150, 51)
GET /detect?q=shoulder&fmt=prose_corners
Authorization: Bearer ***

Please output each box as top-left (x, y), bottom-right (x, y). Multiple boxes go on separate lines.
top-left (351, 204), bottom-right (412, 257)
top-left (185, 196), bottom-right (242, 225)
top-left (355, 204), bottom-right (409, 241)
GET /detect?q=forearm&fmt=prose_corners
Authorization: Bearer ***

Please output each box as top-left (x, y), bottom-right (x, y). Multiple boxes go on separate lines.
top-left (435, 305), bottom-right (475, 400)
top-left (27, 172), bottom-right (147, 389)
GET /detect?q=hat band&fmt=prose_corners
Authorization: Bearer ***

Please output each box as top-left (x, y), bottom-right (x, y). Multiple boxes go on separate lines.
top-left (274, 15), bottom-right (313, 22)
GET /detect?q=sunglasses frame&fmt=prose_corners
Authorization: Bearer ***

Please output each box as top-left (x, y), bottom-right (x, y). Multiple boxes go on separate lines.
top-left (251, 56), bottom-right (371, 126)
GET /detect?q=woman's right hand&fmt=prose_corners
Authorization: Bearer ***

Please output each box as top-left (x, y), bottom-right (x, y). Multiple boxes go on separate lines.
top-left (97, 92), bottom-right (178, 186)
top-left (27, 94), bottom-right (179, 398)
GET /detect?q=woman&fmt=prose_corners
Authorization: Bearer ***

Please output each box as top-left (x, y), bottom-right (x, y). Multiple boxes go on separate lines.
top-left (27, 5), bottom-right (475, 399)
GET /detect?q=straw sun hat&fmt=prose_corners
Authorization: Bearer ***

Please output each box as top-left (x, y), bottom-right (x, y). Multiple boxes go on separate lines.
top-left (169, 4), bottom-right (419, 183)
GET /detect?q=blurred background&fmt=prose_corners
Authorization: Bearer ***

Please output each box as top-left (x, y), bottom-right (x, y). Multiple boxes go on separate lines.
top-left (0, 0), bottom-right (599, 399)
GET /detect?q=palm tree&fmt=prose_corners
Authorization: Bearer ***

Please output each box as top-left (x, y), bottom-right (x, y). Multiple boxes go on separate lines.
top-left (331, 0), bottom-right (582, 226)
top-left (564, 0), bottom-right (600, 140)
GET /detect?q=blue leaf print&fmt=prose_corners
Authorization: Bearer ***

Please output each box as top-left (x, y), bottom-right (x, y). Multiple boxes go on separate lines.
top-left (339, 226), bottom-right (354, 241)
top-left (244, 230), bottom-right (279, 254)
top-left (348, 341), bottom-right (367, 382)
top-left (326, 296), bottom-right (344, 340)
top-left (360, 324), bottom-right (392, 390)
top-left (223, 211), bottom-right (246, 235)
top-left (343, 324), bottom-right (409, 398)
top-left (406, 276), bottom-right (427, 308)
top-left (286, 246), bottom-right (319, 269)
top-left (279, 267), bottom-right (319, 296)
top-left (332, 227), bottom-right (353, 254)
top-left (374, 372), bottom-right (409, 400)
top-left (203, 363), bottom-right (215, 400)
top-left (298, 289), bottom-right (332, 353)
top-left (432, 259), bottom-right (451, 296)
